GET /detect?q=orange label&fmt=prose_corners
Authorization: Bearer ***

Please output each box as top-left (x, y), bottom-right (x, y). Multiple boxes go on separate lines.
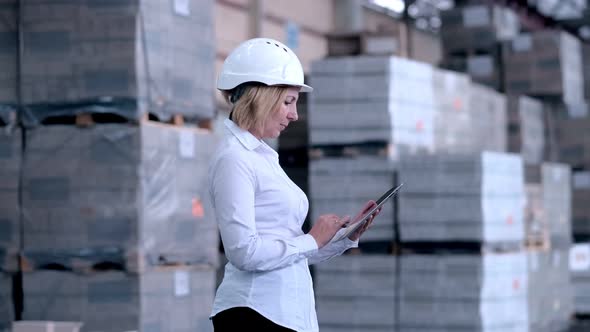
top-left (453, 98), bottom-right (463, 111)
top-left (506, 215), bottom-right (513, 225)
top-left (416, 120), bottom-right (424, 131)
top-left (192, 198), bottom-right (204, 218)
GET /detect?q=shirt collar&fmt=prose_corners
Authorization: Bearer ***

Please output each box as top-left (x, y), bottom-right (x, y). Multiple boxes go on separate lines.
top-left (224, 118), bottom-right (263, 151)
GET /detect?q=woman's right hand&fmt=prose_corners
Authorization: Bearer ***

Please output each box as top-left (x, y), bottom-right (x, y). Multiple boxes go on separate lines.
top-left (308, 214), bottom-right (350, 248)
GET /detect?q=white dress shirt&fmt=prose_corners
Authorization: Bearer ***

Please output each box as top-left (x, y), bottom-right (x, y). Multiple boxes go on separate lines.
top-left (209, 118), bottom-right (358, 332)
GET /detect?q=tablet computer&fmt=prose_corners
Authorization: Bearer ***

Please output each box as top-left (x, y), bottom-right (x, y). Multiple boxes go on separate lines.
top-left (329, 183), bottom-right (403, 244)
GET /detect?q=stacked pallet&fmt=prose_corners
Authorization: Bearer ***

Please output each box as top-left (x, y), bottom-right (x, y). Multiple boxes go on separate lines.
top-left (527, 248), bottom-right (573, 332)
top-left (399, 252), bottom-right (528, 331)
top-left (314, 255), bottom-right (397, 332)
top-left (308, 55), bottom-right (435, 152)
top-left (22, 266), bottom-right (215, 331)
top-left (547, 248), bottom-right (575, 331)
top-left (570, 243), bottom-right (590, 315)
top-left (503, 30), bottom-right (584, 105)
top-left (555, 114), bottom-right (590, 168)
top-left (19, 123), bottom-right (218, 331)
top-left (432, 69), bottom-right (473, 152)
top-left (398, 152), bottom-right (525, 243)
top-left (507, 96), bottom-right (545, 165)
top-left (468, 84), bottom-right (507, 152)
top-left (21, 123), bottom-right (218, 265)
top-left (0, 130), bottom-right (19, 331)
top-left (12, 1), bottom-right (219, 331)
top-left (0, 0), bottom-right (16, 126)
top-left (542, 163), bottom-right (573, 245)
top-left (20, 0), bottom-right (215, 124)
top-left (439, 4), bottom-right (520, 90)
top-left (0, 2), bottom-right (17, 329)
top-left (573, 171), bottom-right (590, 239)
top-left (527, 249), bottom-right (549, 331)
top-left (539, 163), bottom-right (574, 330)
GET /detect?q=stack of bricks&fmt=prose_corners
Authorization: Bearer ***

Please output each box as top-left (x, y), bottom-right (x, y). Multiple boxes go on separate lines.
top-left (10, 1), bottom-right (220, 331)
top-left (439, 3), bottom-right (520, 91)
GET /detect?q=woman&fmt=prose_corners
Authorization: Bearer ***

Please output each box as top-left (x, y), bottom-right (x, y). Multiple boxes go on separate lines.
top-left (209, 38), bottom-right (380, 332)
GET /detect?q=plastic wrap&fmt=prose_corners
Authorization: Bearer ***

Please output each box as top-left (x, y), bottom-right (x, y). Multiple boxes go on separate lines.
top-left (555, 109), bottom-right (590, 167)
top-left (440, 4), bottom-right (519, 53)
top-left (308, 56), bottom-right (435, 154)
top-left (507, 95), bottom-right (545, 165)
top-left (571, 243), bottom-right (590, 314)
top-left (504, 30), bottom-right (584, 104)
top-left (19, 0), bottom-right (215, 126)
top-left (398, 152), bottom-right (525, 243)
top-left (399, 252), bottom-right (528, 331)
top-left (0, 127), bottom-right (20, 252)
top-left (21, 121), bottom-right (219, 269)
top-left (22, 267), bottom-right (214, 332)
top-left (468, 84), bottom-right (507, 153)
top-left (314, 255), bottom-right (397, 331)
top-left (0, 0), bottom-right (17, 112)
top-left (541, 163), bottom-right (572, 245)
top-left (0, 272), bottom-right (12, 331)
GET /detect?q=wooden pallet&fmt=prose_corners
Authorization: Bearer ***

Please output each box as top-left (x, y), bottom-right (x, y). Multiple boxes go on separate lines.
top-left (19, 248), bottom-right (218, 274)
top-left (525, 231), bottom-right (551, 251)
top-left (398, 241), bottom-right (524, 255)
top-left (309, 143), bottom-right (394, 159)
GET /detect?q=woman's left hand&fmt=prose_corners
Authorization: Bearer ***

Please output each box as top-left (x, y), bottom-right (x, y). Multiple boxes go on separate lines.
top-left (348, 200), bottom-right (381, 242)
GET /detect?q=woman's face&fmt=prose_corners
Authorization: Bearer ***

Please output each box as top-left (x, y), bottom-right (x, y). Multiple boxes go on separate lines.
top-left (260, 87), bottom-right (300, 139)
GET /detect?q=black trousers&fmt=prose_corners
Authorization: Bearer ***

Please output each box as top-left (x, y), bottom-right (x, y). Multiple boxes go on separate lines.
top-left (212, 307), bottom-right (296, 332)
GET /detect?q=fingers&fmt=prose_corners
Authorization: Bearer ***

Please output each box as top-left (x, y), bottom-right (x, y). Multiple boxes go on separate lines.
top-left (362, 200), bottom-right (377, 214)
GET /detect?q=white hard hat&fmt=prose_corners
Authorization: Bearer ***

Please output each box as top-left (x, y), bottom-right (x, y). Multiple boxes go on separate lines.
top-left (217, 38), bottom-right (313, 93)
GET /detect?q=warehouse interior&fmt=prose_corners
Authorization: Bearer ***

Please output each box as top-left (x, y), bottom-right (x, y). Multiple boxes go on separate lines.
top-left (1, 0), bottom-right (590, 331)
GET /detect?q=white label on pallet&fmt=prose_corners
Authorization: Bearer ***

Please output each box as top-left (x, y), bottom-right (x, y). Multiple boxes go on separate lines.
top-left (174, 270), bottom-right (190, 296)
top-left (463, 6), bottom-right (490, 27)
top-left (179, 131), bottom-right (195, 158)
top-left (173, 0), bottom-right (191, 16)
top-left (570, 244), bottom-right (590, 271)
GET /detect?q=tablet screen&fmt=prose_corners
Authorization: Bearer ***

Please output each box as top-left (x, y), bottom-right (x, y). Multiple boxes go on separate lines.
top-left (329, 183), bottom-right (403, 243)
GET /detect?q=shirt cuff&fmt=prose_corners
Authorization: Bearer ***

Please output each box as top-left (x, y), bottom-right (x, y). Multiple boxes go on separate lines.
top-left (344, 237), bottom-right (359, 249)
top-left (294, 234), bottom-right (319, 256)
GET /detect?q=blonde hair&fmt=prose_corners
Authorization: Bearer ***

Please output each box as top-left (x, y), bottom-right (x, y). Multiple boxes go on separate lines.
top-left (223, 85), bottom-right (288, 135)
